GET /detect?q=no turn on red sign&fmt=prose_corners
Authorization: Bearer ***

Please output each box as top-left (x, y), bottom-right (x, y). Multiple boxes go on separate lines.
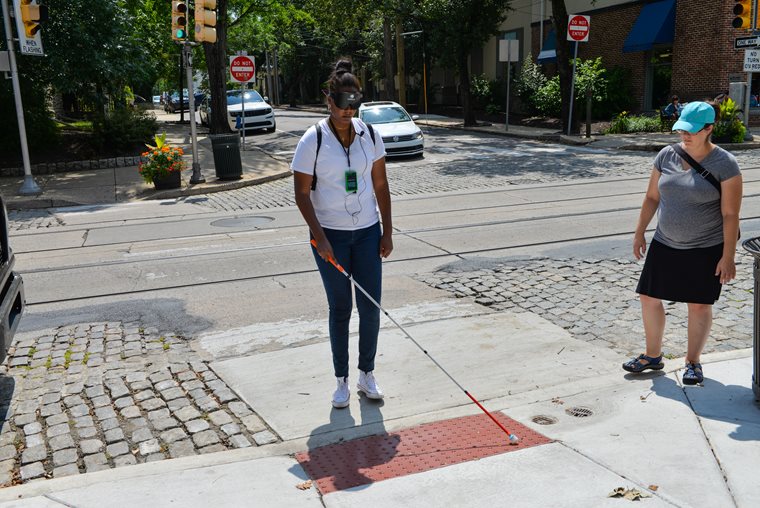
top-left (567, 15), bottom-right (590, 42)
top-left (230, 55), bottom-right (255, 83)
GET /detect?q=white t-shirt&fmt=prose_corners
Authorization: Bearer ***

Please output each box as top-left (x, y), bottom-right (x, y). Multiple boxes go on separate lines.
top-left (291, 118), bottom-right (387, 230)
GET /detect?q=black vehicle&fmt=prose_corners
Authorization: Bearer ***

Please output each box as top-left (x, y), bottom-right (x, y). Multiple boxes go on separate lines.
top-left (164, 92), bottom-right (187, 114)
top-left (0, 196), bottom-right (24, 364)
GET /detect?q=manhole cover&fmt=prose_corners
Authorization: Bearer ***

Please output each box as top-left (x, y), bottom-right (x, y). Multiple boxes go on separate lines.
top-left (565, 406), bottom-right (594, 418)
top-left (531, 415), bottom-right (558, 425)
top-left (210, 216), bottom-right (274, 228)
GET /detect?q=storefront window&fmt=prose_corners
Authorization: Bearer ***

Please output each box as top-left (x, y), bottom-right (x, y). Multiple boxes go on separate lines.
top-left (646, 47), bottom-right (672, 110)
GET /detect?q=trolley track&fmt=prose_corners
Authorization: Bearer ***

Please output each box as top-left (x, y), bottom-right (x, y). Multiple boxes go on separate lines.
top-left (16, 164), bottom-right (760, 308)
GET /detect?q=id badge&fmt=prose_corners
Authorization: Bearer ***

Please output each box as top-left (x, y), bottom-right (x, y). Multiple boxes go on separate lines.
top-left (345, 170), bottom-right (357, 193)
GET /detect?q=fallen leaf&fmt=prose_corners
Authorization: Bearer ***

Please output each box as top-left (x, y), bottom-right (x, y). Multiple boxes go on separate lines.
top-left (551, 397), bottom-right (564, 405)
top-left (648, 485), bottom-right (658, 491)
top-left (609, 487), bottom-right (652, 500)
top-left (296, 480), bottom-right (313, 490)
top-left (608, 487), bottom-right (626, 498)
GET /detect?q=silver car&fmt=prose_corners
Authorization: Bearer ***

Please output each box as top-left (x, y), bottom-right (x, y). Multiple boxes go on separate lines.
top-left (358, 101), bottom-right (423, 157)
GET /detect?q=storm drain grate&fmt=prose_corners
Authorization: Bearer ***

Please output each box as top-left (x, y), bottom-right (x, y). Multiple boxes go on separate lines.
top-left (565, 406), bottom-right (594, 418)
top-left (531, 415), bottom-right (559, 425)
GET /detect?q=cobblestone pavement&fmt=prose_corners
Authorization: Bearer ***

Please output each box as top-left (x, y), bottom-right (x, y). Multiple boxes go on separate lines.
top-left (416, 251), bottom-right (754, 359)
top-left (6, 210), bottom-right (63, 232)
top-left (0, 322), bottom-right (277, 486)
top-left (187, 146), bottom-right (660, 212)
top-left (8, 146), bottom-right (759, 221)
top-left (186, 144), bottom-right (760, 213)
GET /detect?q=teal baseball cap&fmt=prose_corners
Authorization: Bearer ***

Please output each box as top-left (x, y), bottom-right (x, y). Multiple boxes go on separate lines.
top-left (672, 101), bottom-right (716, 133)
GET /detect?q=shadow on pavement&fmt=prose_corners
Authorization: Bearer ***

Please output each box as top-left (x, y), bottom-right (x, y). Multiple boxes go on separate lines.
top-left (650, 373), bottom-right (760, 442)
top-left (292, 395), bottom-right (399, 493)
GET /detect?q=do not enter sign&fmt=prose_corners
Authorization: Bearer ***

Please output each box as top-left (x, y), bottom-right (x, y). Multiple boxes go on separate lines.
top-left (230, 55), bottom-right (255, 83)
top-left (567, 15), bottom-right (590, 42)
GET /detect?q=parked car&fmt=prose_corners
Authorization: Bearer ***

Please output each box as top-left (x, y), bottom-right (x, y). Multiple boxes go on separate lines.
top-left (358, 101), bottom-right (424, 157)
top-left (152, 95), bottom-right (161, 107)
top-left (0, 196), bottom-right (24, 365)
top-left (131, 95), bottom-right (152, 110)
top-left (199, 90), bottom-right (275, 132)
top-left (164, 92), bottom-right (187, 114)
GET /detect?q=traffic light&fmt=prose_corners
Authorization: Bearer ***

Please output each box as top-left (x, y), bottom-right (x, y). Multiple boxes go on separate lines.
top-left (19, 0), bottom-right (48, 37)
top-left (194, 0), bottom-right (217, 43)
top-left (732, 0), bottom-right (755, 29)
top-left (171, 1), bottom-right (188, 40)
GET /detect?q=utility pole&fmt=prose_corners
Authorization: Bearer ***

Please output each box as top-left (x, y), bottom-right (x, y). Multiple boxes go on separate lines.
top-left (265, 49), bottom-right (273, 102)
top-left (2, 0), bottom-right (41, 196)
top-left (179, 49), bottom-right (185, 122)
top-left (184, 43), bottom-right (204, 183)
top-left (395, 19), bottom-right (406, 107)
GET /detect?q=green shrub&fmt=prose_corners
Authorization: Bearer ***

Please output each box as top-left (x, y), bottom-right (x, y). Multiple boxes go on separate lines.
top-left (605, 111), bottom-right (661, 134)
top-left (712, 98), bottom-right (746, 143)
top-left (485, 103), bottom-right (501, 116)
top-left (0, 80), bottom-right (58, 156)
top-left (514, 59), bottom-right (547, 115)
top-left (594, 66), bottom-right (635, 119)
top-left (470, 73), bottom-right (495, 110)
top-left (92, 107), bottom-right (157, 151)
top-left (534, 76), bottom-right (561, 117)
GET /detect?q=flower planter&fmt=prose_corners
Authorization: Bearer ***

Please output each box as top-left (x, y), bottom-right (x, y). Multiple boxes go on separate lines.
top-left (152, 170), bottom-right (182, 190)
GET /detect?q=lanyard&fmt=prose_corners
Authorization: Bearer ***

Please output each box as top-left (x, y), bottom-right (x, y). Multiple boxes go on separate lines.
top-left (328, 118), bottom-right (353, 168)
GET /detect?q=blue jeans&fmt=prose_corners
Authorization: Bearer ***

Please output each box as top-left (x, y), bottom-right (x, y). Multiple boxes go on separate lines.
top-left (312, 222), bottom-right (382, 378)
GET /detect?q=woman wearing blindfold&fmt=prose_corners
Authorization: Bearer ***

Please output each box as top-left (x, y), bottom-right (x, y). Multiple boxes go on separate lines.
top-left (291, 59), bottom-right (393, 409)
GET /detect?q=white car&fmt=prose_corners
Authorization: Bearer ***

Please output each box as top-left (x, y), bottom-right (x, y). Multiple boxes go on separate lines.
top-left (225, 90), bottom-right (275, 132)
top-left (358, 101), bottom-right (423, 157)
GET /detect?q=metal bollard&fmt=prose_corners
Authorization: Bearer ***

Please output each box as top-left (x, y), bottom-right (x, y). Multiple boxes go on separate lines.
top-left (742, 238), bottom-right (760, 401)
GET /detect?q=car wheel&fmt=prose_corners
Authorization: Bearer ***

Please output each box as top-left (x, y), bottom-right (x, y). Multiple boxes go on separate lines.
top-left (269, 121), bottom-right (277, 132)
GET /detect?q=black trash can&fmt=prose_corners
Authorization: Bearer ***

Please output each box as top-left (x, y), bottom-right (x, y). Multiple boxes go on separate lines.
top-left (741, 237), bottom-right (760, 401)
top-left (209, 133), bottom-right (243, 180)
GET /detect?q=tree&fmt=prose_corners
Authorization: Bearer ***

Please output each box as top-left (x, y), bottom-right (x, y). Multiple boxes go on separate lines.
top-left (550, 0), bottom-right (573, 133)
top-left (422, 0), bottom-right (511, 126)
top-left (201, 0), bottom-right (232, 134)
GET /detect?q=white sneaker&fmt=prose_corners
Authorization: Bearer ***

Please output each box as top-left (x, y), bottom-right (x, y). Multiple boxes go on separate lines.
top-left (332, 376), bottom-right (350, 408)
top-left (357, 371), bottom-right (384, 400)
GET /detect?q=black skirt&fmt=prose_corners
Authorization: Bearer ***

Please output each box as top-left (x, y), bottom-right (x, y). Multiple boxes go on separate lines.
top-left (636, 239), bottom-right (724, 304)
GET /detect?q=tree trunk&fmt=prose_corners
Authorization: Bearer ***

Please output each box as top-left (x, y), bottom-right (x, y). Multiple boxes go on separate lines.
top-left (203, 0), bottom-right (231, 134)
top-left (382, 18), bottom-right (394, 101)
top-left (551, 0), bottom-right (573, 133)
top-left (460, 51), bottom-right (475, 126)
top-left (288, 57), bottom-right (300, 107)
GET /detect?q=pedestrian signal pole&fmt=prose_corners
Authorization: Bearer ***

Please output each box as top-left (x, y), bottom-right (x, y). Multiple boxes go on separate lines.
top-left (3, 0), bottom-right (41, 195)
top-left (184, 43), bottom-right (204, 184)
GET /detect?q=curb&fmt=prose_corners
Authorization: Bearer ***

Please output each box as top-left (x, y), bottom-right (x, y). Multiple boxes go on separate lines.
top-left (133, 170), bottom-right (293, 202)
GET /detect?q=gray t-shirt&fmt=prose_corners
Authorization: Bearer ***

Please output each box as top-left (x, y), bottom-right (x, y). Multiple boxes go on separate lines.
top-left (652, 145), bottom-right (740, 249)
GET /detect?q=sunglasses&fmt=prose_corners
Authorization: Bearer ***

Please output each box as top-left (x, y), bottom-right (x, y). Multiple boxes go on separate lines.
top-left (330, 91), bottom-right (362, 109)
top-left (675, 126), bottom-right (707, 135)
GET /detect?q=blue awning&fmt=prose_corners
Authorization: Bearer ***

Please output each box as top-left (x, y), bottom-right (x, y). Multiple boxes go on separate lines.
top-left (623, 0), bottom-right (676, 53)
top-left (537, 30), bottom-right (556, 63)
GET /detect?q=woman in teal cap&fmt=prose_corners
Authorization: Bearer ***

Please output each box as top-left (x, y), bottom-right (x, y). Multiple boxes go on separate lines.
top-left (623, 101), bottom-right (743, 385)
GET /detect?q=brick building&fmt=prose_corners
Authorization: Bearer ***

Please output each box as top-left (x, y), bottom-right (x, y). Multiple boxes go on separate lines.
top-left (431, 0), bottom-right (759, 118)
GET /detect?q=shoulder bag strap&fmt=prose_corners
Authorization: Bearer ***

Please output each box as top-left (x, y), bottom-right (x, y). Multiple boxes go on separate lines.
top-left (367, 123), bottom-right (375, 144)
top-left (671, 143), bottom-right (721, 195)
top-left (310, 122), bottom-right (323, 191)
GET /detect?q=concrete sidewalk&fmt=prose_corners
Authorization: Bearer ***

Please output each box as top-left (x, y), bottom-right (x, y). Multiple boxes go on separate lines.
top-left (0, 308), bottom-right (757, 506)
top-left (0, 122), bottom-right (292, 211)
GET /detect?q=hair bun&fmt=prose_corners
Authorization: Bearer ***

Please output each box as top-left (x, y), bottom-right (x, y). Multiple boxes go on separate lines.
top-left (335, 59), bottom-right (352, 75)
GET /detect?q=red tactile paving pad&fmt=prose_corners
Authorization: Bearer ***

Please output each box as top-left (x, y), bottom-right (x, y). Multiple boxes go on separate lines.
top-left (296, 413), bottom-right (551, 494)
